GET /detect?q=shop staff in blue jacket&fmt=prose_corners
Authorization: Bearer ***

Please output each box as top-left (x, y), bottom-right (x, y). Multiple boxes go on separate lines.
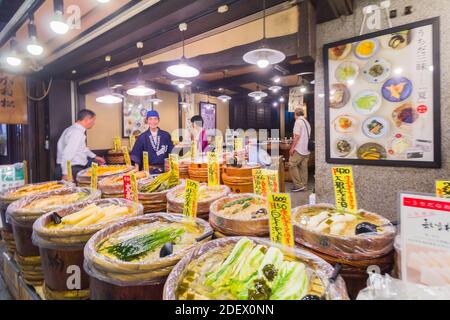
top-left (130, 110), bottom-right (174, 174)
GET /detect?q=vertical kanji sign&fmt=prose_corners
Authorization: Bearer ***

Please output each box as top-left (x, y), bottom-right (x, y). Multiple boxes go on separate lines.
top-left (169, 154), bottom-right (180, 181)
top-left (332, 167), bottom-right (357, 211)
top-left (265, 170), bottom-right (279, 194)
top-left (436, 181), bottom-right (450, 198)
top-left (207, 152), bottom-right (220, 187)
top-left (122, 146), bottom-right (131, 166)
top-left (183, 179), bottom-right (199, 219)
top-left (252, 169), bottom-right (264, 196)
top-left (268, 193), bottom-right (294, 247)
top-left (67, 160), bottom-right (73, 182)
top-left (143, 151), bottom-right (149, 172)
top-left (90, 163), bottom-right (98, 190)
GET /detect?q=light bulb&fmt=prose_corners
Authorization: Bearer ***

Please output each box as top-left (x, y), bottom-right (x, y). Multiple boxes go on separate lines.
top-left (279, 97), bottom-right (285, 102)
top-left (273, 102), bottom-right (278, 107)
top-left (27, 41), bottom-right (44, 56)
top-left (254, 96), bottom-right (262, 101)
top-left (178, 84), bottom-right (185, 89)
top-left (300, 86), bottom-right (307, 93)
top-left (6, 55), bottom-right (21, 66)
top-left (274, 77), bottom-right (281, 83)
top-left (256, 58), bottom-right (270, 69)
top-left (50, 11), bottom-right (69, 35)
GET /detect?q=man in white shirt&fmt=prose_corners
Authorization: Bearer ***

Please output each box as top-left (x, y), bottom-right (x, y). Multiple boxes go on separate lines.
top-left (289, 108), bottom-right (311, 192)
top-left (56, 109), bottom-right (105, 181)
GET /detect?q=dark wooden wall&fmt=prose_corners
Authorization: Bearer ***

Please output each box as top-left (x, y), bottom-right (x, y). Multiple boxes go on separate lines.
top-left (229, 98), bottom-right (280, 134)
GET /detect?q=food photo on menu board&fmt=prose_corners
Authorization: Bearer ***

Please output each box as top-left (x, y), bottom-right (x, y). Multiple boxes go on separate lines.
top-left (324, 18), bottom-right (441, 168)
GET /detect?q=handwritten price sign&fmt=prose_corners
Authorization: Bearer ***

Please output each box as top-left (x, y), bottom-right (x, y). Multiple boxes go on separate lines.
top-left (332, 167), bottom-right (357, 211)
top-left (252, 169), bottom-right (264, 196)
top-left (169, 154), bottom-right (180, 180)
top-left (436, 181), bottom-right (450, 198)
top-left (129, 134), bottom-right (136, 150)
top-left (183, 179), bottom-right (199, 219)
top-left (113, 136), bottom-right (121, 151)
top-left (268, 193), bottom-right (294, 247)
top-left (90, 163), bottom-right (98, 190)
top-left (143, 151), bottom-right (149, 172)
top-left (265, 170), bottom-right (279, 194)
top-left (122, 146), bottom-right (131, 166)
top-left (67, 160), bottom-right (73, 182)
top-left (123, 174), bottom-right (138, 202)
top-left (207, 152), bottom-right (220, 187)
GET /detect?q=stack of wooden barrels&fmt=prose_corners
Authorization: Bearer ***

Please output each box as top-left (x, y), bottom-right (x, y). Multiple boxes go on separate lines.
top-left (106, 149), bottom-right (125, 165)
top-left (221, 165), bottom-right (260, 194)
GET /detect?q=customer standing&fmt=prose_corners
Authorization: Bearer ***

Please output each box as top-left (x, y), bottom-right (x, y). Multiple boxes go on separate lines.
top-left (289, 108), bottom-right (311, 192)
top-left (190, 115), bottom-right (208, 153)
top-left (56, 109), bottom-right (106, 181)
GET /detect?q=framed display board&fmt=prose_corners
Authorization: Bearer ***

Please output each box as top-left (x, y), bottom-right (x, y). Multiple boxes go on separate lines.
top-left (324, 18), bottom-right (441, 168)
top-left (122, 95), bottom-right (152, 138)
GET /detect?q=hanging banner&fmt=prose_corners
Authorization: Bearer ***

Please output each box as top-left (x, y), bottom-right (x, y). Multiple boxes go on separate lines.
top-left (400, 193), bottom-right (450, 287)
top-left (268, 193), bottom-right (294, 247)
top-left (436, 181), bottom-right (450, 198)
top-left (169, 154), bottom-right (180, 180)
top-left (0, 72), bottom-right (27, 124)
top-left (288, 86), bottom-right (304, 113)
top-left (67, 160), bottom-right (73, 182)
top-left (265, 170), bottom-right (280, 194)
top-left (90, 163), bottom-right (98, 190)
top-left (183, 179), bottom-right (199, 219)
top-left (143, 151), bottom-right (149, 172)
top-left (332, 167), bottom-right (358, 211)
top-left (122, 146), bottom-right (131, 166)
top-left (207, 152), bottom-right (220, 187)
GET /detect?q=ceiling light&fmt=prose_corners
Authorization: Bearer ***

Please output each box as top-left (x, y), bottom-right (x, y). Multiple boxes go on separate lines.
top-left (243, 0), bottom-right (286, 68)
top-left (97, 55), bottom-right (124, 104)
top-left (273, 77), bottom-right (281, 83)
top-left (96, 93), bottom-right (123, 104)
top-left (218, 5), bottom-right (229, 13)
top-left (310, 80), bottom-right (316, 85)
top-left (300, 86), bottom-right (307, 93)
top-left (150, 95), bottom-right (163, 105)
top-left (50, 0), bottom-right (69, 35)
top-left (218, 95), bottom-right (232, 102)
top-left (171, 79), bottom-right (192, 89)
top-left (248, 86), bottom-right (268, 101)
top-left (26, 17), bottom-right (43, 56)
top-left (273, 102), bottom-right (279, 107)
top-left (279, 96), bottom-right (285, 102)
top-left (97, 0), bottom-right (111, 3)
top-left (72, 69), bottom-right (77, 74)
top-left (167, 23), bottom-right (199, 78)
top-left (127, 42), bottom-right (155, 97)
top-left (5, 37), bottom-right (21, 67)
top-left (269, 85), bottom-right (282, 93)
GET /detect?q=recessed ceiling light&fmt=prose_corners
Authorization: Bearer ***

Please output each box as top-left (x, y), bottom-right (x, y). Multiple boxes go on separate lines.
top-left (218, 5), bottom-right (229, 13)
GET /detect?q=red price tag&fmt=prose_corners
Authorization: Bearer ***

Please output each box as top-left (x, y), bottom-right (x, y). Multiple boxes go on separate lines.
top-left (123, 175), bottom-right (132, 201)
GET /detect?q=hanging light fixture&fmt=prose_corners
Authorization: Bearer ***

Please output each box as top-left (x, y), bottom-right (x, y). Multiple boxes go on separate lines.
top-left (166, 23), bottom-right (200, 78)
top-left (243, 0), bottom-right (286, 68)
top-left (127, 42), bottom-right (155, 97)
top-left (218, 95), bottom-right (232, 102)
top-left (269, 85), bottom-right (281, 93)
top-left (248, 85), bottom-right (268, 101)
top-left (97, 0), bottom-right (111, 3)
top-left (279, 96), bottom-right (285, 102)
top-left (5, 36), bottom-right (22, 67)
top-left (149, 94), bottom-right (163, 105)
top-left (26, 15), bottom-right (44, 56)
top-left (50, 0), bottom-right (69, 35)
top-left (97, 55), bottom-right (124, 104)
top-left (171, 79), bottom-right (192, 89)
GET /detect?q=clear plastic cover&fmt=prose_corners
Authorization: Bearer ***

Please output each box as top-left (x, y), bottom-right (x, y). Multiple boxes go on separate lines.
top-left (166, 184), bottom-right (231, 216)
top-left (292, 203), bottom-right (396, 260)
top-left (83, 213), bottom-right (213, 286)
top-left (0, 180), bottom-right (75, 204)
top-left (163, 236), bottom-right (349, 300)
top-left (32, 198), bottom-right (144, 250)
top-left (76, 165), bottom-right (134, 184)
top-left (357, 273), bottom-right (450, 300)
top-left (209, 193), bottom-right (269, 237)
top-left (98, 171), bottom-right (150, 195)
top-left (6, 187), bottom-right (101, 226)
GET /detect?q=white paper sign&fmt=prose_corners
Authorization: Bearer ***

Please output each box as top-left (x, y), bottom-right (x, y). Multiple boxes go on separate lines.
top-left (400, 193), bottom-right (450, 287)
top-left (288, 87), bottom-right (304, 112)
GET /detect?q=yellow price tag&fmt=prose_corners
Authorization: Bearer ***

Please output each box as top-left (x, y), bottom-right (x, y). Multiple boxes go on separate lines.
top-left (90, 163), bottom-right (98, 190)
top-left (268, 193), bottom-right (294, 247)
top-left (113, 136), bottom-right (121, 151)
top-left (169, 154), bottom-right (180, 181)
top-left (67, 160), bottom-right (73, 182)
top-left (332, 167), bottom-right (357, 211)
top-left (130, 173), bottom-right (138, 203)
top-left (143, 151), bottom-right (149, 172)
top-left (191, 141), bottom-right (197, 163)
top-left (207, 152), bottom-right (220, 187)
top-left (252, 169), bottom-right (264, 196)
top-left (123, 146), bottom-right (131, 166)
top-left (129, 135), bottom-right (136, 150)
top-left (183, 179), bottom-right (199, 219)
top-left (264, 170), bottom-right (279, 194)
top-left (436, 181), bottom-right (450, 198)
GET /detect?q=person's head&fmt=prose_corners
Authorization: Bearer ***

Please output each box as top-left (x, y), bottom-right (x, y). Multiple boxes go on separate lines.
top-left (294, 108), bottom-right (305, 120)
top-left (77, 109), bottom-right (96, 129)
top-left (191, 115), bottom-right (204, 130)
top-left (146, 110), bottom-right (160, 130)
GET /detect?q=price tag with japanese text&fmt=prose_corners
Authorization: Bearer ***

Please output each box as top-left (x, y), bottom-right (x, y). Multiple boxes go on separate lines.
top-left (215, 135), bottom-right (223, 157)
top-left (252, 169), bottom-right (264, 196)
top-left (143, 151), bottom-right (149, 172)
top-left (123, 146), bottom-right (131, 166)
top-left (268, 193), bottom-right (294, 247)
top-left (67, 160), bottom-right (73, 182)
top-left (129, 134), bottom-right (136, 150)
top-left (113, 136), bottom-right (121, 151)
top-left (169, 154), bottom-right (180, 180)
top-left (207, 152), bottom-right (220, 187)
top-left (436, 181), bottom-right (450, 198)
top-left (90, 163), bottom-right (98, 190)
top-left (191, 141), bottom-right (197, 163)
top-left (332, 167), bottom-right (357, 212)
top-left (123, 175), bottom-right (132, 201)
top-left (264, 170), bottom-right (279, 194)
top-left (183, 179), bottom-right (199, 219)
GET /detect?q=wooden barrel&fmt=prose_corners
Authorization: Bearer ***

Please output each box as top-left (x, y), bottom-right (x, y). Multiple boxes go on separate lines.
top-left (84, 214), bottom-right (213, 300)
top-left (221, 165), bottom-right (260, 194)
top-left (1, 200), bottom-right (16, 255)
top-left (106, 150), bottom-right (125, 165)
top-left (188, 163), bottom-right (208, 183)
top-left (296, 243), bottom-right (394, 300)
top-left (32, 199), bottom-right (143, 300)
top-left (164, 159), bottom-right (190, 179)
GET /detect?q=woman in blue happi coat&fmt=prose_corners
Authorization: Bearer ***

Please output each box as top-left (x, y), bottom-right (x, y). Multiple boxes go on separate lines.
top-left (130, 110), bottom-right (174, 174)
